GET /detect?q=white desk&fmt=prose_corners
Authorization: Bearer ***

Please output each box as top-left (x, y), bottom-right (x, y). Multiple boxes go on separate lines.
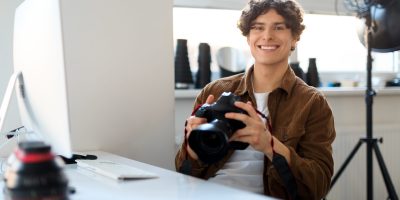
top-left (0, 151), bottom-right (274, 200)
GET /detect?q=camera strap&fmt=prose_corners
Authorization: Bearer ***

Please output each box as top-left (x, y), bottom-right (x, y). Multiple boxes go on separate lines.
top-left (272, 152), bottom-right (298, 200)
top-left (265, 116), bottom-right (298, 200)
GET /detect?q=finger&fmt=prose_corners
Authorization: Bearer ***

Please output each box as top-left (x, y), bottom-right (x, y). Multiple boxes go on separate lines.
top-left (233, 101), bottom-right (259, 118)
top-left (186, 145), bottom-right (199, 160)
top-left (186, 117), bottom-right (207, 136)
top-left (187, 116), bottom-right (207, 125)
top-left (229, 129), bottom-right (250, 141)
top-left (188, 121), bottom-right (206, 132)
top-left (229, 134), bottom-right (246, 143)
top-left (185, 127), bottom-right (192, 138)
top-left (205, 95), bottom-right (215, 104)
top-left (225, 112), bottom-right (250, 124)
top-left (230, 130), bottom-right (258, 144)
top-left (229, 132), bottom-right (251, 143)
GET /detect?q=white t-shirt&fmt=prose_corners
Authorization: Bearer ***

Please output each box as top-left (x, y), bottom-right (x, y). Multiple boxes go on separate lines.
top-left (208, 92), bottom-right (270, 194)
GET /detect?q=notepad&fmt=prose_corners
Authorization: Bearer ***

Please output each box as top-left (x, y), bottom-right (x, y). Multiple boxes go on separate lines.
top-left (76, 159), bottom-right (158, 180)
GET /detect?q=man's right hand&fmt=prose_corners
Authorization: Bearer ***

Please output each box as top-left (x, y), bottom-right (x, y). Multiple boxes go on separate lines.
top-left (185, 95), bottom-right (215, 160)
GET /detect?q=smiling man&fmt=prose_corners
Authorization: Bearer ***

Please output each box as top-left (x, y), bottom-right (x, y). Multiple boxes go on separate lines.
top-left (175, 0), bottom-right (336, 199)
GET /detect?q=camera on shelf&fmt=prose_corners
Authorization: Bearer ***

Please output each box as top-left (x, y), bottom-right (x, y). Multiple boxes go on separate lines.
top-left (188, 92), bottom-right (249, 164)
top-left (3, 141), bottom-right (69, 200)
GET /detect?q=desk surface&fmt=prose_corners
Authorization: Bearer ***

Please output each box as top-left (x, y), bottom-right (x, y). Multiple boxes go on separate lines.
top-left (0, 151), bottom-right (274, 200)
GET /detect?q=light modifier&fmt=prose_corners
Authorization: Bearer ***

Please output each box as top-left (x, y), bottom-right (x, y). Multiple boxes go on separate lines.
top-left (357, 0), bottom-right (400, 52)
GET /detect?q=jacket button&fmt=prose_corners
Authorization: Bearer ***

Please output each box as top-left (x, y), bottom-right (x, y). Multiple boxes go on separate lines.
top-left (282, 133), bottom-right (288, 141)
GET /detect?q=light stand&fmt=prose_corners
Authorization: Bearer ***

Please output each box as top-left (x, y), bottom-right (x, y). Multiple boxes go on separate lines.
top-left (327, 3), bottom-right (399, 200)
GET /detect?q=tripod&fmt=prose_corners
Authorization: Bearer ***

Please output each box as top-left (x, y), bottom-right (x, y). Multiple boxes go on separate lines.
top-left (327, 14), bottom-right (398, 200)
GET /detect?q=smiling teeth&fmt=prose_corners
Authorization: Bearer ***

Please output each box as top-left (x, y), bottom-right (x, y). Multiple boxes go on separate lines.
top-left (260, 46), bottom-right (277, 50)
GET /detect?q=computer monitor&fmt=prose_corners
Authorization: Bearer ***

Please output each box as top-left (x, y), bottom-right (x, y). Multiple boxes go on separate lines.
top-left (1, 0), bottom-right (174, 168)
top-left (11, 0), bottom-right (72, 158)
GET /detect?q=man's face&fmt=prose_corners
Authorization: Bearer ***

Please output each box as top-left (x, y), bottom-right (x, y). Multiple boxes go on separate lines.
top-left (247, 9), bottom-right (297, 68)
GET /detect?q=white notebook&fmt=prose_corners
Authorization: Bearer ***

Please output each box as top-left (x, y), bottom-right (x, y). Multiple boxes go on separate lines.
top-left (76, 159), bottom-right (158, 180)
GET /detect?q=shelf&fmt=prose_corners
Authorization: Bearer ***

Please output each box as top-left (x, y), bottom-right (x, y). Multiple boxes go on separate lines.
top-left (175, 87), bottom-right (400, 99)
top-left (175, 89), bottom-right (201, 98)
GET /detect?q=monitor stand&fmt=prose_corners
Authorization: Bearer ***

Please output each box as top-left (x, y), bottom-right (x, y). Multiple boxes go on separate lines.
top-left (1, 72), bottom-right (97, 165)
top-left (0, 71), bottom-right (22, 134)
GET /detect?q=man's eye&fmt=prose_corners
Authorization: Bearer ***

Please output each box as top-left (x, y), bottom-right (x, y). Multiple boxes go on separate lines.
top-left (251, 25), bottom-right (263, 31)
top-left (274, 25), bottom-right (286, 30)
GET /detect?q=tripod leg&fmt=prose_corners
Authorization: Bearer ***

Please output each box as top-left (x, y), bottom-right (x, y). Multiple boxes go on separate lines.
top-left (372, 142), bottom-right (399, 200)
top-left (330, 139), bottom-right (364, 188)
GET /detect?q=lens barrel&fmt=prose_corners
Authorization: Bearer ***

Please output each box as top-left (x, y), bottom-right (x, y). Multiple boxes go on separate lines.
top-left (3, 141), bottom-right (69, 200)
top-left (189, 120), bottom-right (231, 164)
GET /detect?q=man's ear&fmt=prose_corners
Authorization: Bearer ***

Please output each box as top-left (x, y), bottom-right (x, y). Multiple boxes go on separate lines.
top-left (291, 38), bottom-right (299, 49)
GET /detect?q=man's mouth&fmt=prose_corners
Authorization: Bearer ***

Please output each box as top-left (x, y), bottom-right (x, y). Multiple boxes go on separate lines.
top-left (258, 45), bottom-right (279, 50)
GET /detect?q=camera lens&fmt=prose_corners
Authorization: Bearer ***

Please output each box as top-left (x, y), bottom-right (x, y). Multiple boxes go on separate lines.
top-left (189, 120), bottom-right (231, 164)
top-left (198, 131), bottom-right (227, 154)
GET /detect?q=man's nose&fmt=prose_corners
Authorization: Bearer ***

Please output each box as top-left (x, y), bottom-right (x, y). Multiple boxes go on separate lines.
top-left (262, 28), bottom-right (274, 41)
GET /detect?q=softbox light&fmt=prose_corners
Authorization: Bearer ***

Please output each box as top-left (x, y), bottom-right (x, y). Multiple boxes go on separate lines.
top-left (357, 0), bottom-right (400, 52)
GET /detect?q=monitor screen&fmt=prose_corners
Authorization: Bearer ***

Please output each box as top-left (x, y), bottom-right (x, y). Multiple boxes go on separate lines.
top-left (13, 0), bottom-right (72, 158)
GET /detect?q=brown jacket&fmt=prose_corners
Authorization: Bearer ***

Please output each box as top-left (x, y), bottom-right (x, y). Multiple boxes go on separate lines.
top-left (175, 66), bottom-right (336, 200)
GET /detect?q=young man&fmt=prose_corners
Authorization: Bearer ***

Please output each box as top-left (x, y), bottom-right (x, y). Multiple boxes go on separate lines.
top-left (175, 0), bottom-right (336, 199)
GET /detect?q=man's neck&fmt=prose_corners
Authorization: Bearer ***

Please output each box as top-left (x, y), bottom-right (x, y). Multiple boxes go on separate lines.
top-left (252, 62), bottom-right (288, 93)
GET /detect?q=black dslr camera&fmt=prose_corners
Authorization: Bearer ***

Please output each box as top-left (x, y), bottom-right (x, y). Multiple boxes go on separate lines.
top-left (188, 92), bottom-right (249, 164)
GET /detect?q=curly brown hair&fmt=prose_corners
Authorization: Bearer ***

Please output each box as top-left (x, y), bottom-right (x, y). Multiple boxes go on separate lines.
top-left (238, 0), bottom-right (305, 40)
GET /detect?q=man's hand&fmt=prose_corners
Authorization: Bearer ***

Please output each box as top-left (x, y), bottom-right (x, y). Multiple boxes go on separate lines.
top-left (185, 95), bottom-right (215, 160)
top-left (226, 101), bottom-right (274, 159)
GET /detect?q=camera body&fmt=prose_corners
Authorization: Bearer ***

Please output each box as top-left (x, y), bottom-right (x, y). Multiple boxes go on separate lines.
top-left (188, 92), bottom-right (249, 164)
top-left (3, 141), bottom-right (69, 200)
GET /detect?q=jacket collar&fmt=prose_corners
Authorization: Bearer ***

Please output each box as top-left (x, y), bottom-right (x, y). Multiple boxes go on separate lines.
top-left (234, 65), bottom-right (298, 97)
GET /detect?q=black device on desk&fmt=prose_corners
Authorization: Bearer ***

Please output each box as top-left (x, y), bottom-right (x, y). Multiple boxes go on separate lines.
top-left (3, 141), bottom-right (69, 200)
top-left (60, 154), bottom-right (98, 164)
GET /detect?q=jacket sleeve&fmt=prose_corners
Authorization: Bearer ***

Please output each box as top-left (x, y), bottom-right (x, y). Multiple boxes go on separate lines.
top-left (270, 93), bottom-right (336, 199)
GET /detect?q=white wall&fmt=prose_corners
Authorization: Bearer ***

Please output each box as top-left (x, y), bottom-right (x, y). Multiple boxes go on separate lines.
top-left (0, 0), bottom-right (24, 155)
top-left (60, 0), bottom-right (175, 169)
top-left (0, 0), bottom-right (175, 170)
